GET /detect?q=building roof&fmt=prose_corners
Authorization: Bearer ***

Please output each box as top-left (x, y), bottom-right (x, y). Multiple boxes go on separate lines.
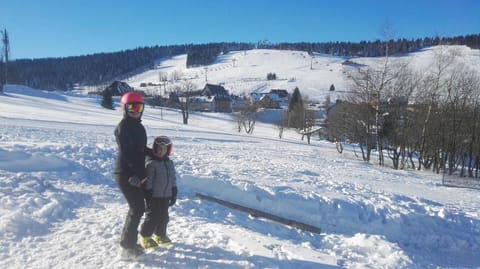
top-left (104, 81), bottom-right (134, 96)
top-left (269, 89), bottom-right (289, 98)
top-left (203, 83), bottom-right (228, 96)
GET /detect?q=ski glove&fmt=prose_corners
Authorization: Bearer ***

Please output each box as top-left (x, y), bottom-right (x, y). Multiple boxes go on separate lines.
top-left (144, 146), bottom-right (153, 158)
top-left (169, 186), bottom-right (178, 206)
top-left (128, 176), bottom-right (146, 188)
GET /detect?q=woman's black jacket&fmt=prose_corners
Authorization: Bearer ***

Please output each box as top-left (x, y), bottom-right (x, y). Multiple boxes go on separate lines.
top-left (114, 116), bottom-right (148, 180)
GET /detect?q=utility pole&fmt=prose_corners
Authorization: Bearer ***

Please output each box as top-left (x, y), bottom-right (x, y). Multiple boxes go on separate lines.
top-left (0, 28), bottom-right (9, 93)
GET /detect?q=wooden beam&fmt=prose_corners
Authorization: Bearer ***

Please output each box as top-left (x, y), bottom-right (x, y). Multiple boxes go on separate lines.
top-left (195, 193), bottom-right (321, 234)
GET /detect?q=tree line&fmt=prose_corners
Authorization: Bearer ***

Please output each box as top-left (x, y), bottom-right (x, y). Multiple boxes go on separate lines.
top-left (0, 33), bottom-right (478, 91)
top-left (268, 34), bottom-right (480, 57)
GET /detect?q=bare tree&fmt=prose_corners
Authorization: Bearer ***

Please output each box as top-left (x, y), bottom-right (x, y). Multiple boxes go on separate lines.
top-left (441, 64), bottom-right (479, 175)
top-left (171, 81), bottom-right (196, 125)
top-left (456, 69), bottom-right (480, 177)
top-left (344, 22), bottom-right (408, 165)
top-left (170, 70), bottom-right (183, 82)
top-left (403, 46), bottom-right (480, 179)
top-left (159, 71), bottom-right (168, 96)
top-left (327, 99), bottom-right (376, 161)
top-left (301, 109), bottom-right (316, 144)
top-left (235, 102), bottom-right (257, 135)
top-left (413, 46), bottom-right (457, 171)
top-left (276, 109), bottom-right (288, 139)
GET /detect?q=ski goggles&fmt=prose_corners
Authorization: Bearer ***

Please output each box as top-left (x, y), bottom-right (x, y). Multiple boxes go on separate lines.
top-left (155, 144), bottom-right (168, 156)
top-left (154, 137), bottom-right (172, 156)
top-left (125, 103), bottom-right (144, 113)
top-left (154, 141), bottom-right (171, 152)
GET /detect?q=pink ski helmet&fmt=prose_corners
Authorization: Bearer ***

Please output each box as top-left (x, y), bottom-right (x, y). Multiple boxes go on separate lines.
top-left (153, 136), bottom-right (173, 158)
top-left (121, 92), bottom-right (144, 109)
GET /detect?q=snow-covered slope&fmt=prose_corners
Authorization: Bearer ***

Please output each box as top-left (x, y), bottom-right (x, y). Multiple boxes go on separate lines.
top-left (125, 45), bottom-right (480, 103)
top-left (1, 82), bottom-right (480, 268)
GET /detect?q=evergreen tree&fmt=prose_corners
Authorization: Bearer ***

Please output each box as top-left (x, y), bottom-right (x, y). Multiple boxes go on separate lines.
top-left (288, 87), bottom-right (305, 129)
top-left (101, 89), bottom-right (114, 110)
top-left (329, 84), bottom-right (335, 91)
top-left (267, 73), bottom-right (277, 80)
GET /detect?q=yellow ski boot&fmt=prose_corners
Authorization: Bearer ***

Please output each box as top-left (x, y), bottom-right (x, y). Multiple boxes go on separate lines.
top-left (153, 234), bottom-right (172, 247)
top-left (140, 236), bottom-right (159, 250)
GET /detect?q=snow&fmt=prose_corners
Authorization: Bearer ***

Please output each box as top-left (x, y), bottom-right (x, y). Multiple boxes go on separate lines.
top-left (127, 49), bottom-right (351, 102)
top-left (1, 46), bottom-right (480, 268)
top-left (127, 45), bottom-right (480, 103)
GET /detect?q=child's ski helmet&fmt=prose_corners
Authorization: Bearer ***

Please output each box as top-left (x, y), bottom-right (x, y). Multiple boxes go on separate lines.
top-left (153, 136), bottom-right (173, 158)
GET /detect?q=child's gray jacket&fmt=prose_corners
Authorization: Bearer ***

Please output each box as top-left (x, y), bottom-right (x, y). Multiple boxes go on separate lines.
top-left (145, 156), bottom-right (177, 198)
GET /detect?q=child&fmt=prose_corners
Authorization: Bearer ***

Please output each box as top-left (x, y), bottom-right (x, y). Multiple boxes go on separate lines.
top-left (139, 136), bottom-right (178, 249)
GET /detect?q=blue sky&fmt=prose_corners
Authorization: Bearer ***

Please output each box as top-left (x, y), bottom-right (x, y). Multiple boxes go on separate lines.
top-left (1, 0), bottom-right (479, 59)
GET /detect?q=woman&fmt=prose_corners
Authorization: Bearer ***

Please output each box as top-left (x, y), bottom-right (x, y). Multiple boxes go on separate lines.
top-left (113, 91), bottom-right (149, 257)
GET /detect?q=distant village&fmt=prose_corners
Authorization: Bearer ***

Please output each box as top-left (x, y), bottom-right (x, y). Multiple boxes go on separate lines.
top-left (101, 80), bottom-right (325, 120)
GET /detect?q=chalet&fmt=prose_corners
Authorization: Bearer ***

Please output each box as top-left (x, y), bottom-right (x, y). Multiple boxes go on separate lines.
top-left (104, 81), bottom-right (135, 96)
top-left (269, 89), bottom-right (289, 99)
top-left (257, 94), bottom-right (281, 109)
top-left (201, 84), bottom-right (232, 112)
top-left (187, 96), bottom-right (214, 112)
top-left (231, 95), bottom-right (250, 112)
top-left (202, 83), bottom-right (228, 97)
top-left (250, 89), bottom-right (289, 109)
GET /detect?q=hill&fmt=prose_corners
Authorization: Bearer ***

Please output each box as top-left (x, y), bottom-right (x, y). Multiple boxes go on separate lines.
top-left (123, 45), bottom-right (480, 104)
top-left (1, 81), bottom-right (479, 268)
top-left (3, 34), bottom-right (479, 91)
